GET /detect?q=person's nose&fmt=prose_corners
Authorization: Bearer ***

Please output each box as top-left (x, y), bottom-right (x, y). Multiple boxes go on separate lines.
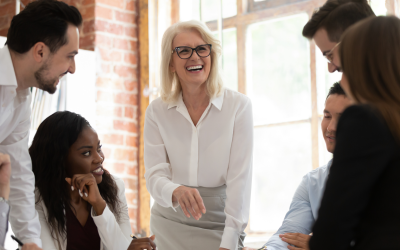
top-left (69, 58), bottom-right (76, 74)
top-left (328, 62), bottom-right (338, 73)
top-left (327, 118), bottom-right (338, 134)
top-left (94, 151), bottom-right (103, 164)
top-left (190, 49), bottom-right (201, 60)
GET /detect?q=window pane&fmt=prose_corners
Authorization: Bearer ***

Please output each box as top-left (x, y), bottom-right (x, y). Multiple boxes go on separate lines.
top-left (247, 14), bottom-right (311, 126)
top-left (251, 122), bottom-right (312, 231)
top-left (201, 0), bottom-right (237, 22)
top-left (180, 0), bottom-right (201, 21)
top-left (370, 0), bottom-right (387, 16)
top-left (221, 28), bottom-right (238, 91)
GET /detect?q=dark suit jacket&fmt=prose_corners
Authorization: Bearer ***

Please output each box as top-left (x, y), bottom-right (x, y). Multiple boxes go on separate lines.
top-left (309, 105), bottom-right (400, 250)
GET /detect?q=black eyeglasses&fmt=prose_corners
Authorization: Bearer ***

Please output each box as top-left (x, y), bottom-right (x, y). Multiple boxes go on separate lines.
top-left (171, 44), bottom-right (212, 59)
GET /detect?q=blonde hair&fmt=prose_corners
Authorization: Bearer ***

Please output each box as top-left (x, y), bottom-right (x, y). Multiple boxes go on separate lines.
top-left (160, 20), bottom-right (223, 103)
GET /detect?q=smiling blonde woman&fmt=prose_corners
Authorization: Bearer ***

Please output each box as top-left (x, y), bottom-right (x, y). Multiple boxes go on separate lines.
top-left (144, 20), bottom-right (253, 250)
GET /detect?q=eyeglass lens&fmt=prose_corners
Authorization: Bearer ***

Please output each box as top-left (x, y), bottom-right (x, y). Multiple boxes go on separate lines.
top-left (176, 45), bottom-right (211, 59)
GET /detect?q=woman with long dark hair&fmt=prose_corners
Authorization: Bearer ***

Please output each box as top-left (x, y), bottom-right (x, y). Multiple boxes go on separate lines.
top-left (309, 16), bottom-right (400, 250)
top-left (30, 111), bottom-right (155, 250)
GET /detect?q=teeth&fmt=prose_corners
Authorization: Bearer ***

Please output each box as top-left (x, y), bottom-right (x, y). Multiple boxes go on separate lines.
top-left (187, 65), bottom-right (203, 70)
top-left (93, 167), bottom-right (102, 173)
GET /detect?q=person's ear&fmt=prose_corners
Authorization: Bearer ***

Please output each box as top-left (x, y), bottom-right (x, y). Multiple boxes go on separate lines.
top-left (169, 61), bottom-right (176, 73)
top-left (32, 42), bottom-right (48, 63)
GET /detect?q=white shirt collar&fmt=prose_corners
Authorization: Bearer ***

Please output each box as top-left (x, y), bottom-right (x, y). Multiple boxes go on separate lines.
top-left (0, 45), bottom-right (18, 88)
top-left (167, 90), bottom-right (225, 111)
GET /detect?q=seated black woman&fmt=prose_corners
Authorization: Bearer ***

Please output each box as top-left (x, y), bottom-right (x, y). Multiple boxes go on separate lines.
top-left (29, 111), bottom-right (156, 250)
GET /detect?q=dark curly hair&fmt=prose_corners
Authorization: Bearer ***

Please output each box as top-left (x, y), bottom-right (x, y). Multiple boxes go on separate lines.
top-left (29, 111), bottom-right (121, 240)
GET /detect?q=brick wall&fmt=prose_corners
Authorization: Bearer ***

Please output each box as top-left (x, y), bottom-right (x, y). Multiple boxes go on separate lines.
top-left (0, 0), bottom-right (140, 233)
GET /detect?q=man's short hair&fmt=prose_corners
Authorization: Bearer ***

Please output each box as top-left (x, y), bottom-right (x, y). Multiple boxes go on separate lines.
top-left (302, 0), bottom-right (375, 42)
top-left (6, 0), bottom-right (82, 54)
top-left (327, 82), bottom-right (346, 99)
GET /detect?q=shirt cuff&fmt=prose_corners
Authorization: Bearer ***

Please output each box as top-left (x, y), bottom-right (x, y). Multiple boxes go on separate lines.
top-left (161, 182), bottom-right (181, 211)
top-left (91, 204), bottom-right (112, 226)
top-left (220, 227), bottom-right (239, 250)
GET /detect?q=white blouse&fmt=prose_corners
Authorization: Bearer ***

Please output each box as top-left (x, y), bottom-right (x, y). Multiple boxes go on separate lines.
top-left (144, 88), bottom-right (253, 249)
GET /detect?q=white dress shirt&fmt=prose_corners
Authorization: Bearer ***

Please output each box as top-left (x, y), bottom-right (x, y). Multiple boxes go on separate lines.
top-left (36, 176), bottom-right (132, 250)
top-left (144, 88), bottom-right (253, 250)
top-left (0, 45), bottom-right (42, 246)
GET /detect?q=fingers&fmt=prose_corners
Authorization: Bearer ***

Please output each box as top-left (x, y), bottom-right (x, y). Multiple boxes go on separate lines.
top-left (67, 174), bottom-right (97, 199)
top-left (280, 233), bottom-right (310, 248)
top-left (0, 153), bottom-right (11, 177)
top-left (21, 243), bottom-right (43, 250)
top-left (187, 194), bottom-right (202, 220)
top-left (0, 153), bottom-right (10, 165)
top-left (0, 153), bottom-right (11, 199)
top-left (129, 237), bottom-right (157, 250)
top-left (193, 189), bottom-right (206, 214)
top-left (178, 198), bottom-right (191, 218)
top-left (176, 187), bottom-right (206, 220)
top-left (281, 236), bottom-right (302, 247)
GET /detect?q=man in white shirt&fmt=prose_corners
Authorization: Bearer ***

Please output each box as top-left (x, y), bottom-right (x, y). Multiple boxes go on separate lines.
top-left (0, 0), bottom-right (82, 247)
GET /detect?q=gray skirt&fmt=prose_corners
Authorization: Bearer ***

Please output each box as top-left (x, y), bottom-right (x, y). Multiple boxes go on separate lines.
top-left (150, 185), bottom-right (245, 250)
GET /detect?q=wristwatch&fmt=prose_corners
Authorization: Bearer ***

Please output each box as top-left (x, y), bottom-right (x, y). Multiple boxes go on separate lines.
top-left (0, 197), bottom-right (9, 205)
top-left (258, 246), bottom-right (267, 250)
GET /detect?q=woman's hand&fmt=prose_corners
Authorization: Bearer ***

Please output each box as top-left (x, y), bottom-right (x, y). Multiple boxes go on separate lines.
top-left (127, 235), bottom-right (156, 250)
top-left (65, 174), bottom-right (106, 215)
top-left (0, 153), bottom-right (11, 200)
top-left (172, 186), bottom-right (206, 220)
top-left (21, 243), bottom-right (43, 250)
top-left (280, 233), bottom-right (311, 250)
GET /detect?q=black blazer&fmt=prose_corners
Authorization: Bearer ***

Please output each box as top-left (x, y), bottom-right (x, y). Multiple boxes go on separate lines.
top-left (309, 105), bottom-right (400, 250)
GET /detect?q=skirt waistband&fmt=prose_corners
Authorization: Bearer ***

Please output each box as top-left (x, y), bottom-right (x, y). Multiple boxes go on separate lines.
top-left (184, 185), bottom-right (226, 197)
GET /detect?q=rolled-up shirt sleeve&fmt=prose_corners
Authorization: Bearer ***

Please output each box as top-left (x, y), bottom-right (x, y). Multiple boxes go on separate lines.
top-left (264, 175), bottom-right (314, 250)
top-left (220, 98), bottom-right (253, 250)
top-left (144, 104), bottom-right (181, 209)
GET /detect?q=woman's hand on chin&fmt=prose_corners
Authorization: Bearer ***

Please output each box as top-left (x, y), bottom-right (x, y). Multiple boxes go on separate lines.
top-left (65, 174), bottom-right (106, 215)
top-left (172, 186), bottom-right (206, 220)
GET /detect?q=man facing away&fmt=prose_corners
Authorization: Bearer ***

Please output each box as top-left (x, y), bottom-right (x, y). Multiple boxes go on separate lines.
top-left (0, 0), bottom-right (82, 247)
top-left (244, 1), bottom-right (375, 249)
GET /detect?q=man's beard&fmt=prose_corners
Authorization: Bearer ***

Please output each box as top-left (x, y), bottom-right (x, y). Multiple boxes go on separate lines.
top-left (34, 62), bottom-right (59, 94)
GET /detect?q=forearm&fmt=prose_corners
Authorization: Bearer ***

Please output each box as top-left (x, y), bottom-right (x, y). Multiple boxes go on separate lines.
top-left (92, 204), bottom-right (131, 249)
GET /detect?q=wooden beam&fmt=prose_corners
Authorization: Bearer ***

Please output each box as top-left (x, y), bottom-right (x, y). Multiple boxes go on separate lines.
top-left (138, 0), bottom-right (151, 236)
top-left (206, 0), bottom-right (325, 31)
top-left (237, 0), bottom-right (247, 94)
top-left (171, 0), bottom-right (180, 24)
top-left (309, 39), bottom-right (319, 170)
top-left (386, 0), bottom-right (398, 16)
